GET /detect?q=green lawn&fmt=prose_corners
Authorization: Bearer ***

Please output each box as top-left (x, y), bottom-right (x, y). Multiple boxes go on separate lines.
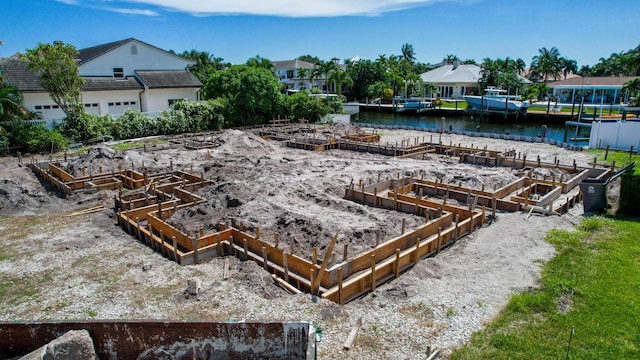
top-left (587, 149), bottom-right (640, 175)
top-left (452, 215), bottom-right (640, 359)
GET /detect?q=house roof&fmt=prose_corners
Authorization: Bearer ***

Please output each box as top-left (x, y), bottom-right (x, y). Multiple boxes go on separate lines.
top-left (548, 76), bottom-right (640, 87)
top-left (135, 70), bottom-right (202, 88)
top-left (77, 38), bottom-right (195, 66)
top-left (0, 57), bottom-right (43, 91)
top-left (272, 59), bottom-right (316, 70)
top-left (83, 77), bottom-right (143, 91)
top-left (78, 38), bottom-right (133, 65)
top-left (0, 57), bottom-right (144, 92)
top-left (420, 64), bottom-right (481, 84)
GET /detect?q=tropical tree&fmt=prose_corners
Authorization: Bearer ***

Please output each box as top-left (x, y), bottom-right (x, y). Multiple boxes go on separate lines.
top-left (530, 46), bottom-right (562, 81)
top-left (327, 69), bottom-right (353, 101)
top-left (318, 60), bottom-right (339, 93)
top-left (283, 91), bottom-right (335, 122)
top-left (296, 67), bottom-right (309, 81)
top-left (560, 57), bottom-right (578, 79)
top-left (246, 55), bottom-right (273, 70)
top-left (479, 58), bottom-right (526, 95)
top-left (20, 42), bottom-right (85, 138)
top-left (404, 73), bottom-right (421, 97)
top-left (622, 78), bottom-right (640, 106)
top-left (180, 49), bottom-right (228, 82)
top-left (0, 82), bottom-right (23, 122)
top-left (203, 65), bottom-right (283, 126)
top-left (423, 82), bottom-right (439, 98)
top-left (347, 59), bottom-right (385, 101)
top-left (401, 43), bottom-right (416, 63)
top-left (367, 81), bottom-right (393, 101)
top-left (297, 54), bottom-right (321, 65)
top-left (443, 54), bottom-right (459, 65)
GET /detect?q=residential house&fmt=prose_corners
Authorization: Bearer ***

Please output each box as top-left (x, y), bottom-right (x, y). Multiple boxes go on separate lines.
top-left (0, 38), bottom-right (202, 122)
top-left (419, 63), bottom-right (481, 99)
top-left (547, 76), bottom-right (639, 104)
top-left (272, 57), bottom-right (347, 94)
top-left (272, 59), bottom-right (317, 92)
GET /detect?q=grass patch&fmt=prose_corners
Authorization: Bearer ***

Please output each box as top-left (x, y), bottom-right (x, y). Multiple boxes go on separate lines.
top-left (110, 139), bottom-right (168, 151)
top-left (586, 149), bottom-right (640, 175)
top-left (452, 216), bottom-right (640, 359)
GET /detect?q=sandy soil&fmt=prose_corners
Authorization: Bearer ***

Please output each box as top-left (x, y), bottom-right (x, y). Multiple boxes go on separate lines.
top-left (0, 125), bottom-right (597, 359)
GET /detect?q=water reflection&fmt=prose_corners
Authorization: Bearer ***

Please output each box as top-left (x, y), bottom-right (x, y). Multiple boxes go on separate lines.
top-left (355, 111), bottom-right (590, 144)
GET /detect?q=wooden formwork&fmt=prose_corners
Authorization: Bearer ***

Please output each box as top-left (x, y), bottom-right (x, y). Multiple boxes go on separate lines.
top-left (28, 135), bottom-right (611, 304)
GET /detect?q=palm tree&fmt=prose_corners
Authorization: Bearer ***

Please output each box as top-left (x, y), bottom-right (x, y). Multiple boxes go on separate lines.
top-left (327, 69), bottom-right (353, 101)
top-left (559, 57), bottom-right (578, 79)
top-left (401, 43), bottom-right (415, 63)
top-left (246, 55), bottom-right (273, 70)
top-left (404, 73), bottom-right (421, 97)
top-left (296, 67), bottom-right (310, 89)
top-left (0, 83), bottom-right (23, 122)
top-left (444, 54), bottom-right (459, 65)
top-left (622, 78), bottom-right (640, 106)
top-left (531, 47), bottom-right (562, 81)
top-left (319, 61), bottom-right (339, 93)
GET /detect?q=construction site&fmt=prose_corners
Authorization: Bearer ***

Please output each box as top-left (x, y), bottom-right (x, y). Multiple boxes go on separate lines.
top-left (0, 121), bottom-right (611, 359)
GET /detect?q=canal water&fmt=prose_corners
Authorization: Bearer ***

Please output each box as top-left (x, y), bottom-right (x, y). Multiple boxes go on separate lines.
top-left (354, 110), bottom-right (590, 145)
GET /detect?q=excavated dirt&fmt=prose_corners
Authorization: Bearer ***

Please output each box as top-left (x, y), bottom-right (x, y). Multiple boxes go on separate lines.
top-left (0, 126), bottom-right (600, 359)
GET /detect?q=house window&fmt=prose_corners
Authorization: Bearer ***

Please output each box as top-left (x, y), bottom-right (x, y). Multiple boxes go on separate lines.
top-left (108, 102), bottom-right (114, 106)
top-left (131, 45), bottom-right (138, 55)
top-left (113, 67), bottom-right (124, 79)
top-left (168, 99), bottom-right (181, 106)
top-left (286, 70), bottom-right (294, 79)
top-left (35, 105), bottom-right (42, 110)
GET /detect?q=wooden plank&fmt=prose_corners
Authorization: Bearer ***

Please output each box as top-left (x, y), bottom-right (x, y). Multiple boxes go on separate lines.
top-left (310, 231), bottom-right (339, 294)
top-left (223, 258), bottom-right (230, 280)
top-left (343, 317), bottom-right (362, 350)
top-left (272, 274), bottom-right (302, 294)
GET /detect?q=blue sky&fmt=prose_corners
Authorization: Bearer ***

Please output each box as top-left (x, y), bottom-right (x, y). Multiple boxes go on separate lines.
top-left (1, 0), bottom-right (639, 68)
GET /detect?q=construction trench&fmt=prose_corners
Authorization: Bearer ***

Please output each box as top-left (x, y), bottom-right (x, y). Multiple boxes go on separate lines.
top-left (26, 121), bottom-right (614, 308)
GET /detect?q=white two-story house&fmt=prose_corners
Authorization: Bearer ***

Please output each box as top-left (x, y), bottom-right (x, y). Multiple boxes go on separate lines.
top-left (0, 38), bottom-right (202, 121)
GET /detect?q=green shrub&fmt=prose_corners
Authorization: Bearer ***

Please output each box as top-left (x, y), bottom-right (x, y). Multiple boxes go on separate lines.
top-left (1, 120), bottom-right (68, 153)
top-left (284, 91), bottom-right (334, 123)
top-left (111, 108), bottom-right (156, 140)
top-left (25, 127), bottom-right (68, 153)
top-left (59, 113), bottom-right (113, 141)
top-left (619, 173), bottom-right (640, 216)
top-left (171, 99), bottom-right (223, 132)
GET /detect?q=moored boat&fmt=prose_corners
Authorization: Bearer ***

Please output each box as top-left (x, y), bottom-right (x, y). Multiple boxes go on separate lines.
top-left (464, 87), bottom-right (529, 114)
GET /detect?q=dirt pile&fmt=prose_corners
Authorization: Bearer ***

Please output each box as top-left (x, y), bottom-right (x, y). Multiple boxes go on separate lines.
top-left (0, 178), bottom-right (51, 215)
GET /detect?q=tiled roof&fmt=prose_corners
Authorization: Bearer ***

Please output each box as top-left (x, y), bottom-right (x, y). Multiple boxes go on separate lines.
top-left (0, 57), bottom-right (43, 91)
top-left (135, 70), bottom-right (202, 88)
top-left (83, 77), bottom-right (143, 91)
top-left (272, 59), bottom-right (316, 70)
top-left (548, 76), bottom-right (640, 87)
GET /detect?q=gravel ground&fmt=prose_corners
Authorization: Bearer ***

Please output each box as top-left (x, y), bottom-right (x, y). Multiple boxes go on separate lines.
top-left (0, 127), bottom-right (594, 359)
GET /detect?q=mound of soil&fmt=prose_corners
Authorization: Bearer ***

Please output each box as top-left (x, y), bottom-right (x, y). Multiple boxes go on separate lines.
top-left (0, 178), bottom-right (51, 215)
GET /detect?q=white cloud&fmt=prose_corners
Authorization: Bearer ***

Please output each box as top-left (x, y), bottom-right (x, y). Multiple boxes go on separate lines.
top-left (115, 0), bottom-right (443, 17)
top-left (56, 0), bottom-right (78, 4)
top-left (103, 7), bottom-right (159, 16)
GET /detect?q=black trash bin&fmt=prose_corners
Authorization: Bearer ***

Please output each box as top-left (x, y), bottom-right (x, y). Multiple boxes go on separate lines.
top-left (578, 162), bottom-right (636, 213)
top-left (579, 179), bottom-right (608, 213)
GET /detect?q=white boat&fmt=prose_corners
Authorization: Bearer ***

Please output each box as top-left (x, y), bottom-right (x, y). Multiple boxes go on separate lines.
top-left (464, 87), bottom-right (529, 114)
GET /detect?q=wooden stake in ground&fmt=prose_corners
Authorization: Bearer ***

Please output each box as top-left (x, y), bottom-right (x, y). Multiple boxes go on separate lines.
top-left (310, 231), bottom-right (339, 294)
top-left (343, 317), bottom-right (363, 350)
